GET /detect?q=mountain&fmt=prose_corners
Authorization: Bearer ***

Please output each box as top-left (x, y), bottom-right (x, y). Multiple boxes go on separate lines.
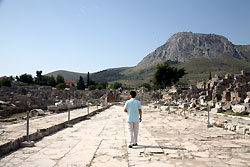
top-left (137, 32), bottom-right (248, 68)
top-left (46, 70), bottom-right (87, 81)
top-left (235, 45), bottom-right (250, 60)
top-left (46, 32), bottom-right (250, 86)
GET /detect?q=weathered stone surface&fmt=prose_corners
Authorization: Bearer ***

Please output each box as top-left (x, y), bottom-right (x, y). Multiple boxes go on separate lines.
top-left (215, 102), bottom-right (222, 109)
top-left (1, 105), bottom-right (250, 167)
top-left (211, 108), bottom-right (222, 113)
top-left (29, 109), bottom-right (45, 117)
top-left (244, 97), bottom-right (250, 103)
top-left (236, 127), bottom-right (248, 135)
top-left (0, 105), bottom-right (108, 157)
top-left (222, 102), bottom-right (231, 111)
top-left (232, 105), bottom-right (246, 114)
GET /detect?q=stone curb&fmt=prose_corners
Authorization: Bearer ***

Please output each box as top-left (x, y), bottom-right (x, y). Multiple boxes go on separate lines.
top-left (0, 105), bottom-right (111, 157)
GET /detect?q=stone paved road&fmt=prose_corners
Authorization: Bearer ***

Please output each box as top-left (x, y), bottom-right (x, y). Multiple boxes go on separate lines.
top-left (1, 105), bottom-right (250, 167)
top-left (0, 106), bottom-right (98, 145)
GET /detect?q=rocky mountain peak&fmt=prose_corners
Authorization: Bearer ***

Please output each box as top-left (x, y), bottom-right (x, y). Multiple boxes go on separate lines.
top-left (137, 32), bottom-right (246, 68)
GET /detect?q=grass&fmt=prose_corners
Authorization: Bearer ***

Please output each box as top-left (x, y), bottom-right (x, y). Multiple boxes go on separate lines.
top-left (0, 110), bottom-right (49, 121)
top-left (121, 55), bottom-right (250, 86)
top-left (221, 109), bottom-right (249, 117)
top-left (177, 56), bottom-right (250, 84)
top-left (220, 124), bottom-right (225, 129)
top-left (0, 112), bottom-right (26, 120)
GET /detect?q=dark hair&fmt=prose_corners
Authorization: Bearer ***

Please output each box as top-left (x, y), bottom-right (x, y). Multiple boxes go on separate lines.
top-left (130, 91), bottom-right (136, 98)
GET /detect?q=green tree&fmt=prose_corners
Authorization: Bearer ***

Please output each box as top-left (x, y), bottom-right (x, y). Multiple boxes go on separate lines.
top-left (36, 70), bottom-right (42, 78)
top-left (107, 84), bottom-right (112, 89)
top-left (96, 80), bottom-right (108, 90)
top-left (34, 70), bottom-right (43, 85)
top-left (113, 82), bottom-right (122, 89)
top-left (47, 76), bottom-right (56, 87)
top-left (0, 77), bottom-right (12, 87)
top-left (88, 85), bottom-right (96, 90)
top-left (77, 76), bottom-right (85, 90)
top-left (16, 76), bottom-right (20, 81)
top-left (140, 83), bottom-right (151, 90)
top-left (56, 83), bottom-right (66, 89)
top-left (112, 82), bottom-right (122, 89)
top-left (19, 73), bottom-right (34, 84)
top-left (87, 72), bottom-right (90, 87)
top-left (153, 62), bottom-right (187, 88)
top-left (56, 75), bottom-right (64, 84)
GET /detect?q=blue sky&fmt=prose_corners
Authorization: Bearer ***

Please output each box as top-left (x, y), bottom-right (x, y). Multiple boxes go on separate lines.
top-left (0, 0), bottom-right (250, 77)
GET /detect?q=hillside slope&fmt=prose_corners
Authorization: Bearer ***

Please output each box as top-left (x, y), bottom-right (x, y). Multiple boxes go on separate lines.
top-left (46, 70), bottom-right (86, 81)
top-left (46, 33), bottom-right (250, 86)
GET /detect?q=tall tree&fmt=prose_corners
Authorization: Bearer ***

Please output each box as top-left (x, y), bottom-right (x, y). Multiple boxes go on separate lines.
top-left (34, 70), bottom-right (44, 85)
top-left (87, 72), bottom-right (90, 87)
top-left (153, 62), bottom-right (187, 88)
top-left (48, 76), bottom-right (56, 87)
top-left (77, 76), bottom-right (85, 90)
top-left (36, 70), bottom-right (42, 78)
top-left (56, 75), bottom-right (64, 84)
top-left (209, 72), bottom-right (212, 80)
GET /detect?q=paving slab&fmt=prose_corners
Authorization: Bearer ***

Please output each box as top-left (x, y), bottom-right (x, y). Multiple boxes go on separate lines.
top-left (0, 106), bottom-right (107, 157)
top-left (0, 106), bottom-right (99, 145)
top-left (1, 105), bottom-right (250, 167)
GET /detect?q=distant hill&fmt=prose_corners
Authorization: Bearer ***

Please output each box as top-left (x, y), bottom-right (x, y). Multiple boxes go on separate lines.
top-left (90, 67), bottom-right (130, 82)
top-left (46, 32), bottom-right (250, 86)
top-left (46, 70), bottom-right (86, 81)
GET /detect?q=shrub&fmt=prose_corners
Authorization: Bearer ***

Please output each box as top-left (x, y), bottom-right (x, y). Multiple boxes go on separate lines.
top-left (56, 83), bottom-right (66, 89)
top-left (140, 83), bottom-right (151, 90)
top-left (88, 85), bottom-right (96, 90)
top-left (19, 73), bottom-right (34, 84)
top-left (0, 77), bottom-right (12, 87)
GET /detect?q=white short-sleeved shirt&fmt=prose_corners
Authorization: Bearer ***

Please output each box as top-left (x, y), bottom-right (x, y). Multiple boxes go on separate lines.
top-left (124, 98), bottom-right (141, 122)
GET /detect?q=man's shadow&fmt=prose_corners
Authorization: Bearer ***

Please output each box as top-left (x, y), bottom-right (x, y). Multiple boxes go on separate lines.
top-left (132, 145), bottom-right (186, 151)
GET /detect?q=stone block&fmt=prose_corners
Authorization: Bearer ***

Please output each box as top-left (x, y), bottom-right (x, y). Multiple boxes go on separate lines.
top-left (211, 108), bottom-right (222, 113)
top-left (236, 127), bottom-right (248, 135)
top-left (29, 109), bottom-right (45, 117)
top-left (245, 129), bottom-right (250, 135)
top-left (200, 98), bottom-right (206, 105)
top-left (247, 92), bottom-right (250, 98)
top-left (207, 101), bottom-right (215, 107)
top-left (222, 102), bottom-right (231, 111)
top-left (244, 98), bottom-right (250, 103)
top-left (231, 125), bottom-right (237, 131)
top-left (215, 102), bottom-right (222, 109)
top-left (232, 105), bottom-right (246, 114)
top-left (200, 107), bottom-right (207, 111)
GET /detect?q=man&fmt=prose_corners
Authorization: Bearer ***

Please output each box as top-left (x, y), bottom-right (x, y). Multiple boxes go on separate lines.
top-left (124, 91), bottom-right (142, 148)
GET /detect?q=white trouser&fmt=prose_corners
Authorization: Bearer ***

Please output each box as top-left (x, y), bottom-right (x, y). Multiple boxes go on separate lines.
top-left (127, 122), bottom-right (139, 145)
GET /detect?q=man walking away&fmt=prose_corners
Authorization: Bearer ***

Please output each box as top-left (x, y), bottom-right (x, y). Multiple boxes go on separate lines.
top-left (124, 91), bottom-right (142, 148)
